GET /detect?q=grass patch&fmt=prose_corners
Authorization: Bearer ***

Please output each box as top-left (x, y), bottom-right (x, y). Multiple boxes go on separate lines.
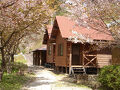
top-left (0, 56), bottom-right (34, 90)
top-left (55, 81), bottom-right (90, 88)
top-left (0, 73), bottom-right (33, 90)
top-left (15, 54), bottom-right (26, 64)
top-left (53, 73), bottom-right (91, 89)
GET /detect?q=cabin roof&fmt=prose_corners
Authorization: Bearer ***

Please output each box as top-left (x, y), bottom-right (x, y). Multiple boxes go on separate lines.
top-left (47, 25), bottom-right (52, 34)
top-left (43, 25), bottom-right (52, 44)
top-left (32, 45), bottom-right (47, 52)
top-left (55, 16), bottom-right (113, 41)
top-left (47, 25), bottom-right (52, 38)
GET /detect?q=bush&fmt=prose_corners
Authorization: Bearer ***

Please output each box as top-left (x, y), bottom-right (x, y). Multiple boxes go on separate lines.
top-left (7, 62), bottom-right (28, 75)
top-left (98, 65), bottom-right (120, 90)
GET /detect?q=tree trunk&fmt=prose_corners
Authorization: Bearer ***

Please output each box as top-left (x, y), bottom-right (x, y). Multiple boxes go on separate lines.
top-left (0, 70), bottom-right (3, 82)
top-left (1, 48), bottom-right (6, 70)
top-left (11, 54), bottom-right (14, 62)
top-left (0, 48), bottom-right (6, 81)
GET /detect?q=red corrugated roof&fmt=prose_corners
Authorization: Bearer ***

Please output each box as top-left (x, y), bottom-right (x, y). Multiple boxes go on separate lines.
top-left (37, 45), bottom-right (47, 51)
top-left (32, 45), bottom-right (47, 52)
top-left (55, 16), bottom-right (114, 41)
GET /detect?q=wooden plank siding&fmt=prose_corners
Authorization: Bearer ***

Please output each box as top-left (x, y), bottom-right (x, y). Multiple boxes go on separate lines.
top-left (33, 51), bottom-right (40, 65)
top-left (55, 31), bottom-right (67, 67)
top-left (112, 47), bottom-right (120, 65)
top-left (46, 40), bottom-right (54, 63)
top-left (33, 50), bottom-right (46, 66)
top-left (97, 54), bottom-right (112, 68)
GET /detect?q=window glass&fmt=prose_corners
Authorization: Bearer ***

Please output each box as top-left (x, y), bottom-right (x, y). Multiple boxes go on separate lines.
top-left (58, 44), bottom-right (63, 56)
top-left (48, 45), bottom-right (52, 55)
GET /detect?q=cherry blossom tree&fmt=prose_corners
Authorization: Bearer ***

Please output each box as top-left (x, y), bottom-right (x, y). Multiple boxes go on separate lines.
top-left (67, 0), bottom-right (120, 44)
top-left (0, 0), bottom-right (62, 80)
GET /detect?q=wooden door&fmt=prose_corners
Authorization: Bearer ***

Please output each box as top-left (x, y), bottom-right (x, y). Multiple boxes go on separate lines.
top-left (72, 44), bottom-right (80, 65)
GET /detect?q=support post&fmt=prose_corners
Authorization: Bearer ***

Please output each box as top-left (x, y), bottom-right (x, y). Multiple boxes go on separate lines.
top-left (69, 43), bottom-right (72, 75)
top-left (66, 66), bottom-right (68, 74)
top-left (40, 51), bottom-right (41, 66)
top-left (82, 45), bottom-right (84, 66)
top-left (66, 42), bottom-right (68, 74)
top-left (62, 67), bottom-right (64, 73)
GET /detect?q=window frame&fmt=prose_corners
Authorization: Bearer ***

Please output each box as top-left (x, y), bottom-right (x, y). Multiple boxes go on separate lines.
top-left (58, 43), bottom-right (63, 56)
top-left (48, 45), bottom-right (52, 55)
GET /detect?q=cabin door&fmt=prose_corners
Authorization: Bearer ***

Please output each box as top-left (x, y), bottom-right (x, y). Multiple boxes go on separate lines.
top-left (72, 44), bottom-right (80, 65)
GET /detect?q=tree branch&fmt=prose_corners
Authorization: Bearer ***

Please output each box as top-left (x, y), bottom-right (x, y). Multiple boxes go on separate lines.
top-left (0, 0), bottom-right (19, 10)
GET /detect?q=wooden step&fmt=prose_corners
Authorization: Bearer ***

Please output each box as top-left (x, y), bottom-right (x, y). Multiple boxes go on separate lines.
top-left (72, 67), bottom-right (86, 74)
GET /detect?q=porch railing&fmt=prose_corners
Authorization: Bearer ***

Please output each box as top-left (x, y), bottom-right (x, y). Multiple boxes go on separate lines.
top-left (83, 54), bottom-right (97, 67)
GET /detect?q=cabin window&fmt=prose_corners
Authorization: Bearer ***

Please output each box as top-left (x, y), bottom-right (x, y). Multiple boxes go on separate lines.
top-left (58, 44), bottom-right (63, 56)
top-left (48, 45), bottom-right (52, 55)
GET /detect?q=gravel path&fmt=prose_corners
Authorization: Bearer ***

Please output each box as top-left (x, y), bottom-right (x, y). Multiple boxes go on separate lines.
top-left (22, 66), bottom-right (92, 90)
top-left (22, 54), bottom-right (92, 90)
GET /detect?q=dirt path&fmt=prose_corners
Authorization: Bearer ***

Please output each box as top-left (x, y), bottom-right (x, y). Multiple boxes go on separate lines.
top-left (22, 66), bottom-right (92, 90)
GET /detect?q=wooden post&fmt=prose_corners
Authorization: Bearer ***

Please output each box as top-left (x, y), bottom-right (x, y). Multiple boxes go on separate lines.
top-left (66, 42), bottom-right (69, 74)
top-left (66, 42), bottom-right (68, 74)
top-left (56, 66), bottom-right (59, 73)
top-left (40, 51), bottom-right (41, 66)
top-left (62, 67), bottom-right (64, 73)
top-left (82, 45), bottom-right (84, 66)
top-left (69, 43), bottom-right (72, 75)
top-left (66, 66), bottom-right (68, 74)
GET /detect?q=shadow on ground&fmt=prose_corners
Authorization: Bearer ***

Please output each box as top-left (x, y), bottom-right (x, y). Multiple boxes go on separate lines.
top-left (27, 66), bottom-right (45, 73)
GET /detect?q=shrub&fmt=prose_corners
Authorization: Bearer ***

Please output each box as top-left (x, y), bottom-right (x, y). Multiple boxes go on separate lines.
top-left (98, 65), bottom-right (120, 90)
top-left (7, 62), bottom-right (28, 75)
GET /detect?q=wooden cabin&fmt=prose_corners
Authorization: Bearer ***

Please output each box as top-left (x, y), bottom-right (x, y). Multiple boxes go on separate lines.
top-left (48, 16), bottom-right (114, 74)
top-left (33, 46), bottom-right (46, 66)
top-left (43, 25), bottom-right (55, 67)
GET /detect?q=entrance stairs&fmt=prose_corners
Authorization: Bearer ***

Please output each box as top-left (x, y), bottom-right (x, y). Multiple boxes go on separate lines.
top-left (70, 66), bottom-right (86, 75)
top-left (72, 67), bottom-right (86, 74)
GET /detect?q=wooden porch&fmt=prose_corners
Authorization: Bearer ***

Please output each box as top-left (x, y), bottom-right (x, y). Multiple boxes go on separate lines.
top-left (68, 43), bottom-right (98, 75)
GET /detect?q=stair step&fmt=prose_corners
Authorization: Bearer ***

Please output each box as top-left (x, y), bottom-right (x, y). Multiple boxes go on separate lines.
top-left (74, 71), bottom-right (84, 72)
top-left (74, 70), bottom-right (84, 71)
top-left (73, 68), bottom-right (84, 69)
top-left (73, 67), bottom-right (86, 73)
top-left (70, 67), bottom-right (86, 74)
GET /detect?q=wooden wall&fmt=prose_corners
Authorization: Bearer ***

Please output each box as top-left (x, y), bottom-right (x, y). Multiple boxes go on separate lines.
top-left (97, 54), bottom-right (112, 68)
top-left (96, 47), bottom-right (112, 68)
top-left (55, 31), bottom-right (67, 67)
top-left (41, 51), bottom-right (46, 65)
top-left (46, 40), bottom-right (54, 63)
top-left (33, 51), bottom-right (40, 66)
top-left (112, 47), bottom-right (120, 65)
top-left (97, 47), bottom-right (120, 68)
top-left (33, 50), bottom-right (46, 66)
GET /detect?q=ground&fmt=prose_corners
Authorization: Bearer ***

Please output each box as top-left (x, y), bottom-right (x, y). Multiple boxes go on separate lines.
top-left (20, 53), bottom-right (92, 90)
top-left (22, 66), bottom-right (92, 90)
